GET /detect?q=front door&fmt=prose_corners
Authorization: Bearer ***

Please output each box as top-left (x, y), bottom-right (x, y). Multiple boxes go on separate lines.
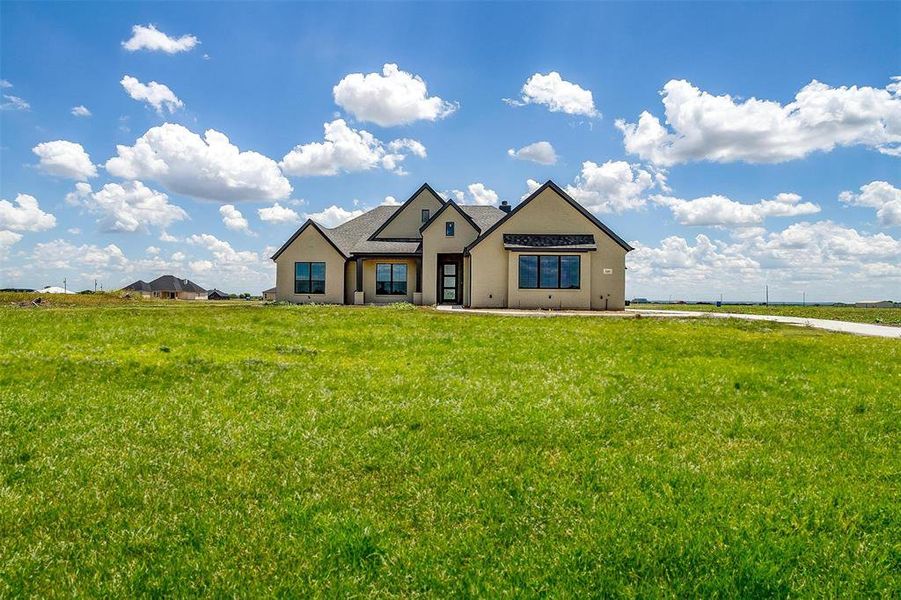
top-left (437, 254), bottom-right (463, 304)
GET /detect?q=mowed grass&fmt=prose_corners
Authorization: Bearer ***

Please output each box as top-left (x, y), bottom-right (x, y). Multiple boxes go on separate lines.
top-left (640, 303), bottom-right (901, 326)
top-left (1, 303), bottom-right (898, 597)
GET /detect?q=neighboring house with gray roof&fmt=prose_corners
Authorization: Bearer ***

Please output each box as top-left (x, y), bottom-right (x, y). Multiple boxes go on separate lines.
top-left (271, 180), bottom-right (632, 310)
top-left (123, 275), bottom-right (207, 300)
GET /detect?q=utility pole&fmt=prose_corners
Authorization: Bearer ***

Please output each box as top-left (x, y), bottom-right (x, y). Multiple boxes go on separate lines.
top-left (765, 285), bottom-right (769, 306)
top-left (63, 278), bottom-right (67, 294)
top-left (94, 279), bottom-right (97, 293)
top-left (802, 291), bottom-right (805, 306)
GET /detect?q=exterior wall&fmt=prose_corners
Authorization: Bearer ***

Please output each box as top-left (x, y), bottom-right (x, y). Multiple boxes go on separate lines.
top-left (421, 205), bottom-right (479, 305)
top-left (362, 258), bottom-right (419, 304)
top-left (262, 291), bottom-right (276, 301)
top-left (505, 251), bottom-right (592, 309)
top-left (274, 226), bottom-right (346, 304)
top-left (468, 187), bottom-right (628, 310)
top-left (376, 188), bottom-right (444, 239)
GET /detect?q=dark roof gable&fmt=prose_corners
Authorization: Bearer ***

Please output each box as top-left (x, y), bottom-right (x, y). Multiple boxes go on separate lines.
top-left (368, 182), bottom-right (445, 241)
top-left (464, 180), bottom-right (633, 254)
top-left (270, 219), bottom-right (349, 261)
top-left (419, 199), bottom-right (482, 233)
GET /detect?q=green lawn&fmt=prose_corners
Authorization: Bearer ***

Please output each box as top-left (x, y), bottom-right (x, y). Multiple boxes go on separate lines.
top-left (637, 303), bottom-right (901, 326)
top-left (1, 302), bottom-right (898, 597)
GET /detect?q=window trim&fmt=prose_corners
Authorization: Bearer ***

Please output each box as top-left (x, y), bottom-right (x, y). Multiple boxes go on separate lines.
top-left (445, 221), bottom-right (455, 237)
top-left (294, 261), bottom-right (326, 294)
top-left (421, 208), bottom-right (430, 223)
top-left (518, 254), bottom-right (580, 290)
top-left (375, 262), bottom-right (408, 296)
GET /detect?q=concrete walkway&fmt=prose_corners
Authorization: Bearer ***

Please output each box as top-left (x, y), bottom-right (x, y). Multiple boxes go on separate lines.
top-left (434, 305), bottom-right (900, 339)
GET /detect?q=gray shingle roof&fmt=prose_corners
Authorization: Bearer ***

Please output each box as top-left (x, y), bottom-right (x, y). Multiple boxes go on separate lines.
top-left (123, 279), bottom-right (152, 292)
top-left (324, 206), bottom-right (396, 253)
top-left (503, 234), bottom-right (596, 249)
top-left (277, 200), bottom-right (503, 260)
top-left (316, 205), bottom-right (422, 254)
top-left (147, 275), bottom-right (207, 294)
top-left (459, 205), bottom-right (506, 231)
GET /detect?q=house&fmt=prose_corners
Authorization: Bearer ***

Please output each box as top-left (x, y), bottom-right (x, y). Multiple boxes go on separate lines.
top-left (122, 280), bottom-right (153, 297)
top-left (854, 300), bottom-right (896, 308)
top-left (262, 287), bottom-right (277, 301)
top-left (123, 275), bottom-right (207, 300)
top-left (37, 286), bottom-right (76, 295)
top-left (207, 289), bottom-right (231, 300)
top-left (271, 180), bottom-right (632, 310)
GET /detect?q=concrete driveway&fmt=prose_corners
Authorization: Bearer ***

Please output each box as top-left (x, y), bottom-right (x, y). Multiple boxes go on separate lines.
top-left (434, 305), bottom-right (900, 339)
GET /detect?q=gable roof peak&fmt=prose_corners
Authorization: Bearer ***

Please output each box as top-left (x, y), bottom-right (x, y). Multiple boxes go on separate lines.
top-left (464, 178), bottom-right (633, 253)
top-left (368, 182), bottom-right (446, 241)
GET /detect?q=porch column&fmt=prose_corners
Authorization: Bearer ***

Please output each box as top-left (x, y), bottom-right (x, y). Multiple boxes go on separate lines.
top-left (415, 257), bottom-right (422, 293)
top-left (413, 256), bottom-right (423, 306)
top-left (354, 257), bottom-right (364, 305)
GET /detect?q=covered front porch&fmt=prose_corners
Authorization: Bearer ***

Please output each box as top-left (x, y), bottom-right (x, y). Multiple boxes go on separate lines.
top-left (348, 254), bottom-right (423, 305)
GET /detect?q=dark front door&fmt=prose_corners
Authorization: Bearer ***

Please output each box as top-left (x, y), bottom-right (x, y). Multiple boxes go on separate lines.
top-left (437, 254), bottom-right (463, 304)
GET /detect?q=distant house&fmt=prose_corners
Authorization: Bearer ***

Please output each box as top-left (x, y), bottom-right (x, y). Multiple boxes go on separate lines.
top-left (123, 275), bottom-right (207, 300)
top-left (271, 180), bottom-right (631, 310)
top-left (122, 280), bottom-right (153, 297)
top-left (262, 287), bottom-right (277, 301)
top-left (855, 300), bottom-right (896, 308)
top-left (38, 286), bottom-right (76, 295)
top-left (207, 289), bottom-right (230, 300)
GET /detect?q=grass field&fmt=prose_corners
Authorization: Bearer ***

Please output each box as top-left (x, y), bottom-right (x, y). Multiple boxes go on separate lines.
top-left (638, 303), bottom-right (901, 326)
top-left (1, 302), bottom-right (898, 597)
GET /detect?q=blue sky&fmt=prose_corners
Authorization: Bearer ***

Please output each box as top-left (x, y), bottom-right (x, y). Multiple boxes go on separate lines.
top-left (1, 1), bottom-right (898, 301)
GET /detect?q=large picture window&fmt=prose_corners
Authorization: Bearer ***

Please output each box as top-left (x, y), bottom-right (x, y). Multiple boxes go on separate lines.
top-left (376, 263), bottom-right (408, 295)
top-left (295, 262), bottom-right (326, 294)
top-left (518, 255), bottom-right (580, 289)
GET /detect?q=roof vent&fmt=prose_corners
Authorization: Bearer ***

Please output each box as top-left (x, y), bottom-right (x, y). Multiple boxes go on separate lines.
top-left (499, 200), bottom-right (511, 213)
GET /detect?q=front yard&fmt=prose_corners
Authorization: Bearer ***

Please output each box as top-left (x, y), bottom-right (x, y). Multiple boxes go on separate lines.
top-left (1, 302), bottom-right (898, 596)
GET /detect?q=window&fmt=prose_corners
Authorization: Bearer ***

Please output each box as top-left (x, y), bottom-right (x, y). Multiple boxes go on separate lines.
top-left (295, 262), bottom-right (326, 294)
top-left (445, 221), bottom-right (455, 236)
top-left (421, 209), bottom-right (430, 223)
top-left (376, 263), bottom-right (407, 295)
top-left (518, 255), bottom-right (580, 289)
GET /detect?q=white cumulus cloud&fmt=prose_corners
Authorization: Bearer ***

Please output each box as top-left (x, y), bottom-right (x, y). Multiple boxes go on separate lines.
top-left (32, 140), bottom-right (97, 180)
top-left (258, 202), bottom-right (301, 225)
top-left (466, 183), bottom-right (499, 206)
top-left (122, 24), bottom-right (199, 53)
top-left (1, 95), bottom-right (29, 111)
top-left (652, 192), bottom-right (820, 227)
top-left (507, 141), bottom-right (558, 165)
top-left (564, 160), bottom-right (656, 213)
top-left (71, 105), bottom-right (91, 117)
top-left (839, 181), bottom-right (901, 227)
top-left (333, 63), bottom-right (457, 127)
top-left (220, 204), bottom-right (252, 234)
top-left (616, 78), bottom-right (901, 166)
top-left (0, 194), bottom-right (57, 232)
top-left (106, 123), bottom-right (292, 201)
top-left (627, 221), bottom-right (901, 301)
top-left (0, 230), bottom-right (23, 259)
top-left (504, 72), bottom-right (598, 118)
top-left (65, 180), bottom-right (188, 233)
top-left (303, 205), bottom-right (365, 228)
top-left (280, 119), bottom-right (425, 177)
top-left (34, 239), bottom-right (129, 271)
top-left (120, 75), bottom-right (183, 114)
